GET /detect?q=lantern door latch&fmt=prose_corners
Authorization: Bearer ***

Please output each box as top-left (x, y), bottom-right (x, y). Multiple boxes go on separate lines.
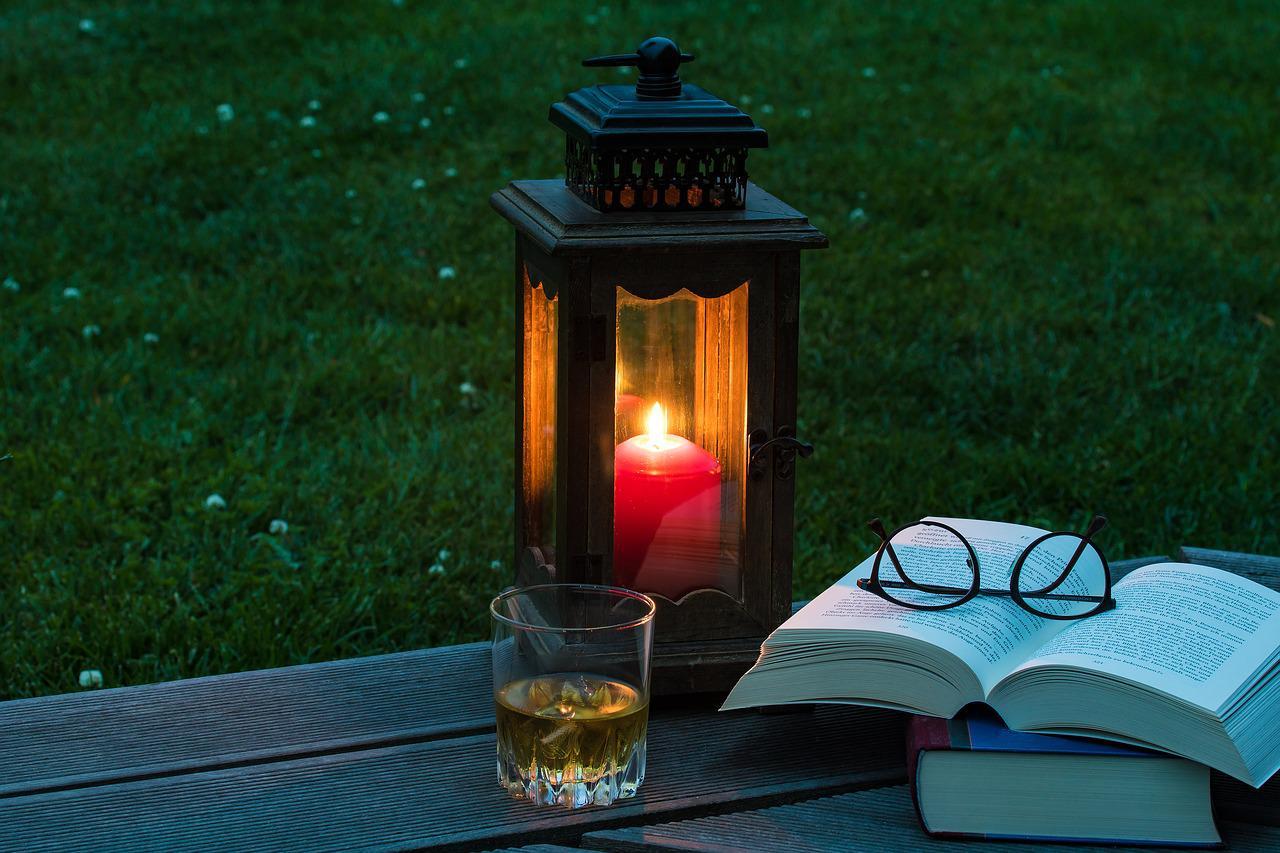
top-left (748, 426), bottom-right (814, 481)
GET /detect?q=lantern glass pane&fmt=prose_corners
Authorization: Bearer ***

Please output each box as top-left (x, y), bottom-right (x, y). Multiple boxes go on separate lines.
top-left (613, 283), bottom-right (748, 601)
top-left (521, 271), bottom-right (557, 552)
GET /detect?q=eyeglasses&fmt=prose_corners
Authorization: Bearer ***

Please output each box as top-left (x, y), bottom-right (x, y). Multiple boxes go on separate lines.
top-left (855, 516), bottom-right (1116, 620)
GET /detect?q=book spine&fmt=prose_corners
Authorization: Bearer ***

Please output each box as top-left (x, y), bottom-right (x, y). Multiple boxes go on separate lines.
top-left (905, 714), bottom-right (957, 836)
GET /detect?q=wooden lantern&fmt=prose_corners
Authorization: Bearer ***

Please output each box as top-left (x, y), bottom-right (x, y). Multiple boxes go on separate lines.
top-left (491, 37), bottom-right (827, 694)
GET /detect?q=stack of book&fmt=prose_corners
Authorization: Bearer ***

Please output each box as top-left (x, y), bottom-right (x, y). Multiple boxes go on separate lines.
top-left (723, 517), bottom-right (1280, 847)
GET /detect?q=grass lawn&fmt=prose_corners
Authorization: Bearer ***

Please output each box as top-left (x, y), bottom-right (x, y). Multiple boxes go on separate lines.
top-left (1, 0), bottom-right (1277, 699)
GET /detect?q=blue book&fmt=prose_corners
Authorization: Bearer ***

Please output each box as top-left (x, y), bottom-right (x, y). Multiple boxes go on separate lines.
top-left (907, 706), bottom-right (1222, 847)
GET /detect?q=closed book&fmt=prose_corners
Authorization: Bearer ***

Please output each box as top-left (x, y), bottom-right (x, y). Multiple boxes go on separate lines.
top-left (907, 707), bottom-right (1222, 847)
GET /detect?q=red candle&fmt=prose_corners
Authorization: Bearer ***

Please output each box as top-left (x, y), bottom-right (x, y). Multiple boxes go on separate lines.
top-left (613, 403), bottom-right (724, 600)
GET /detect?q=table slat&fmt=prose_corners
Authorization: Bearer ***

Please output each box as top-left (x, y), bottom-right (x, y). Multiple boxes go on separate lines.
top-left (1179, 547), bottom-right (1280, 590)
top-left (0, 705), bottom-right (905, 852)
top-left (0, 642), bottom-right (492, 798)
top-left (581, 785), bottom-right (1280, 853)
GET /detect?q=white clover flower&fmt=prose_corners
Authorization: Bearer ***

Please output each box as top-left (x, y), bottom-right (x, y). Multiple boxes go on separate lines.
top-left (443, 166), bottom-right (457, 177)
top-left (391, 0), bottom-right (404, 6)
top-left (411, 92), bottom-right (426, 103)
top-left (3, 276), bottom-right (19, 292)
top-left (453, 58), bottom-right (468, 69)
top-left (216, 103), bottom-right (235, 122)
top-left (269, 518), bottom-right (289, 535)
top-left (739, 94), bottom-right (752, 105)
top-left (458, 380), bottom-right (476, 395)
top-left (205, 493), bottom-right (227, 510)
top-left (438, 266), bottom-right (456, 280)
top-left (78, 18), bottom-right (95, 32)
top-left (372, 111), bottom-right (390, 124)
top-left (311, 148), bottom-right (323, 158)
top-left (490, 559), bottom-right (502, 570)
top-left (79, 669), bottom-right (103, 688)
top-left (418, 117), bottom-right (432, 129)
top-left (437, 548), bottom-right (451, 562)
top-left (428, 563), bottom-right (446, 576)
top-left (616, 66), bottom-right (629, 76)
top-left (442, 105), bottom-right (455, 116)
top-left (760, 103), bottom-right (774, 115)
top-left (411, 177), bottom-right (426, 190)
top-left (196, 125), bottom-right (209, 135)
top-left (299, 115), bottom-right (317, 128)
top-left (63, 286), bottom-right (81, 299)
top-left (796, 107), bottom-right (813, 119)
top-left (82, 324), bottom-right (101, 338)
top-left (345, 188), bottom-right (357, 199)
top-left (862, 67), bottom-right (877, 78)
top-left (848, 208), bottom-right (867, 223)
top-left (307, 99), bottom-right (322, 111)
top-left (144, 332), bottom-right (160, 344)
top-left (585, 13), bottom-right (599, 25)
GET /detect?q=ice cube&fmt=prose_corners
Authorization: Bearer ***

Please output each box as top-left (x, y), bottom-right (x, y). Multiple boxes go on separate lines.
top-left (558, 678), bottom-right (588, 706)
top-left (538, 702), bottom-right (576, 720)
top-left (589, 682), bottom-right (612, 709)
top-left (526, 679), bottom-right (553, 708)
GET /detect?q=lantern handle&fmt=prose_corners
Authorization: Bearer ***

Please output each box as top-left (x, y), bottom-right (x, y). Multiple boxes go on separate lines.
top-left (583, 36), bottom-right (695, 99)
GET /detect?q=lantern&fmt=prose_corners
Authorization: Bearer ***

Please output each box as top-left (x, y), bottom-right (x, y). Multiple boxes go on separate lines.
top-left (491, 37), bottom-right (827, 694)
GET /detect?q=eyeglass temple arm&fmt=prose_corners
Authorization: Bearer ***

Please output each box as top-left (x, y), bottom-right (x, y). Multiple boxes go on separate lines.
top-left (867, 517), bottom-right (917, 581)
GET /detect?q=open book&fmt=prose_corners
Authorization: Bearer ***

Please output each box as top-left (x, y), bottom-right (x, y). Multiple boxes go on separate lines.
top-left (722, 517), bottom-right (1280, 787)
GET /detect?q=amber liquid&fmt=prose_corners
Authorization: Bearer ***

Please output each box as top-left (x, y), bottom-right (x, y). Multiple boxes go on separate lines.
top-left (495, 673), bottom-right (648, 806)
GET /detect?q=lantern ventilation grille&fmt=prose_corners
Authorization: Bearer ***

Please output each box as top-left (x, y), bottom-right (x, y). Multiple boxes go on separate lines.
top-left (565, 140), bottom-right (748, 212)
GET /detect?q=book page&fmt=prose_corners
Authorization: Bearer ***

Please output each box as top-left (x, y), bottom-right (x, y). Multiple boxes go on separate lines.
top-left (1012, 563), bottom-right (1280, 711)
top-left (788, 517), bottom-right (1069, 694)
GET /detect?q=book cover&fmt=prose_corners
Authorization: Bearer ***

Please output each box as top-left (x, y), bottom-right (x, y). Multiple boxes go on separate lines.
top-left (906, 706), bottom-right (1221, 847)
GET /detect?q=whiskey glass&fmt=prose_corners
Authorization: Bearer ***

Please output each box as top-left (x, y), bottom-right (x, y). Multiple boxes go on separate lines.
top-left (490, 584), bottom-right (656, 808)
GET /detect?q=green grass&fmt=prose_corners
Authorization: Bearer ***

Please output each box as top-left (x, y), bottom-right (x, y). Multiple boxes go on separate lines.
top-left (1, 0), bottom-right (1277, 699)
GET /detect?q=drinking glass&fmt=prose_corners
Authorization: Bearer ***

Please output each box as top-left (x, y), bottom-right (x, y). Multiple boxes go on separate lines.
top-left (490, 584), bottom-right (656, 808)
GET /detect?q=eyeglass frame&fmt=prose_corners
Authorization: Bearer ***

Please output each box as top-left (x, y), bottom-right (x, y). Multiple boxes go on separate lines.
top-left (855, 515), bottom-right (1117, 620)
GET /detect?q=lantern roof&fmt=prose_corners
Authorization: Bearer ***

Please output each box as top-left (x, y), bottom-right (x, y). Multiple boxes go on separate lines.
top-left (549, 37), bottom-right (768, 151)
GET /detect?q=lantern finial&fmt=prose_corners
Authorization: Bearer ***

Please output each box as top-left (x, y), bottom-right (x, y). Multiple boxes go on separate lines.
top-left (583, 37), bottom-right (695, 100)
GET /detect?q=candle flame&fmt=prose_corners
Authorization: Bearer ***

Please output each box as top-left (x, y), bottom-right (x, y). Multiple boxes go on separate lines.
top-left (645, 402), bottom-right (667, 440)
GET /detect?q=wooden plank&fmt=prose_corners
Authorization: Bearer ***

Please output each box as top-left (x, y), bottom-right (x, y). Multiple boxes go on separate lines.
top-left (483, 847), bottom-right (585, 853)
top-left (0, 642), bottom-right (493, 799)
top-left (1178, 547), bottom-right (1280, 590)
top-left (0, 705), bottom-right (905, 853)
top-left (581, 784), bottom-right (1280, 853)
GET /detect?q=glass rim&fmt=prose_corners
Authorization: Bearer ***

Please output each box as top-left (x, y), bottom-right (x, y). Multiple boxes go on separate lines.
top-left (489, 583), bottom-right (657, 634)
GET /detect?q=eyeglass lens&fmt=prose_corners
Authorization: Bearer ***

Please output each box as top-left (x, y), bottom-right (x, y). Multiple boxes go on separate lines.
top-left (877, 523), bottom-right (975, 608)
top-left (1015, 533), bottom-right (1108, 618)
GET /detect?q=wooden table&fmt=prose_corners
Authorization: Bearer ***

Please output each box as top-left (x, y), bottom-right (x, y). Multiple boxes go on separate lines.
top-left (2, 547), bottom-right (1278, 852)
